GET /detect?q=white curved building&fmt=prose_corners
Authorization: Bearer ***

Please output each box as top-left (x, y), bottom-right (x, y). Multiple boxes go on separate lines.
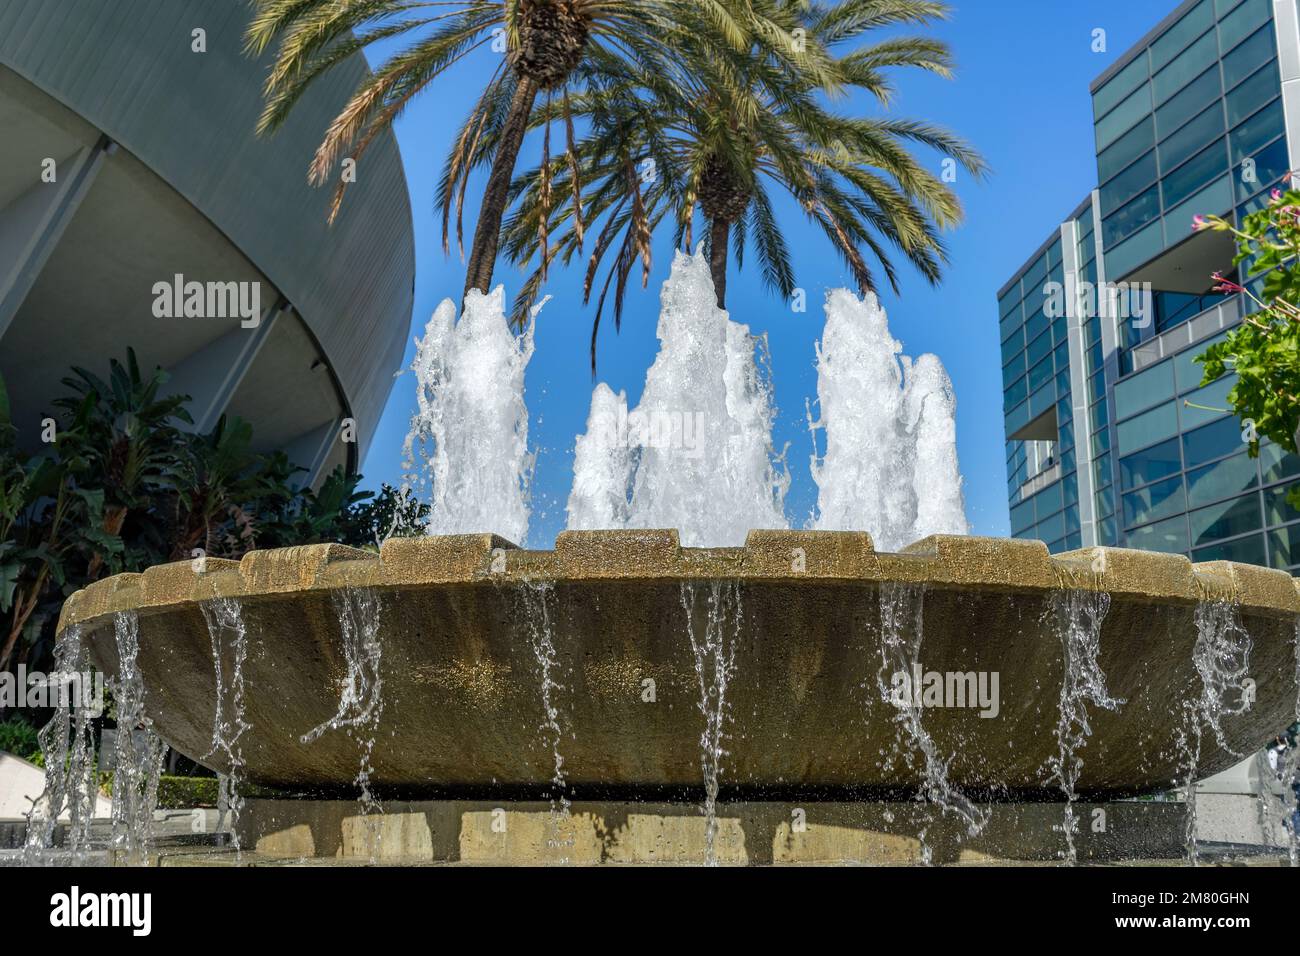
top-left (0, 0), bottom-right (415, 482)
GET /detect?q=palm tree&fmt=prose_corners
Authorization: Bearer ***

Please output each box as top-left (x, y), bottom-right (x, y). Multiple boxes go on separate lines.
top-left (501, 0), bottom-right (986, 365)
top-left (245, 0), bottom-right (804, 300)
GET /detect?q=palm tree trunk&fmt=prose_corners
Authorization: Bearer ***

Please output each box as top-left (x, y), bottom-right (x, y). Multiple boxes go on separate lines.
top-left (464, 77), bottom-right (540, 300)
top-left (709, 217), bottom-right (730, 308)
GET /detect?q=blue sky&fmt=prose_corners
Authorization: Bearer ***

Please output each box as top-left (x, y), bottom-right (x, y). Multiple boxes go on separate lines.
top-left (359, 0), bottom-right (1180, 548)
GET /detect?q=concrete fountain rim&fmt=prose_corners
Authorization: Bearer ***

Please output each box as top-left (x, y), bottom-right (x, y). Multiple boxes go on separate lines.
top-left (57, 531), bottom-right (1300, 635)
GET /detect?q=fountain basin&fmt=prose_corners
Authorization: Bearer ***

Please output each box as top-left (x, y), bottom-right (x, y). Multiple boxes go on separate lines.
top-left (57, 532), bottom-right (1299, 797)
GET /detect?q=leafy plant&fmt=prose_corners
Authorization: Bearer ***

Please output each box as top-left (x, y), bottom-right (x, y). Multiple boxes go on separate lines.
top-left (0, 714), bottom-right (42, 762)
top-left (1195, 187), bottom-right (1300, 507)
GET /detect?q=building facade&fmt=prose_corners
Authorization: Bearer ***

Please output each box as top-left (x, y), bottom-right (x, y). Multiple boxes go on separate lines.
top-left (0, 0), bottom-right (415, 483)
top-left (1000, 0), bottom-right (1300, 573)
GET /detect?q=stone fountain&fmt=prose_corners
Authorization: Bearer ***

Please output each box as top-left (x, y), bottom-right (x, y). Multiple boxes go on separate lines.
top-left (52, 531), bottom-right (1299, 864)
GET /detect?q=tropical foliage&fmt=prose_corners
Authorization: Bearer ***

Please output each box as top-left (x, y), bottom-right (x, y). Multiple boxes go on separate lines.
top-left (244, 0), bottom-right (783, 298)
top-left (1195, 187), bottom-right (1300, 508)
top-left (0, 350), bottom-right (424, 676)
top-left (502, 0), bottom-right (985, 356)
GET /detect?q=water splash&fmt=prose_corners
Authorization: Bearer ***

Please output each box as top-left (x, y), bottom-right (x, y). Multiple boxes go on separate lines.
top-left (1290, 620), bottom-right (1300, 866)
top-left (302, 588), bottom-right (384, 856)
top-left (809, 290), bottom-right (967, 550)
top-left (681, 580), bottom-right (742, 865)
top-left (108, 611), bottom-right (166, 866)
top-left (568, 250), bottom-right (788, 546)
top-left (200, 597), bottom-right (249, 852)
top-left (403, 287), bottom-right (537, 546)
top-left (22, 624), bottom-right (99, 865)
top-left (1045, 590), bottom-right (1123, 864)
top-left (517, 581), bottom-right (571, 858)
top-left (875, 583), bottom-right (987, 863)
top-left (1179, 600), bottom-right (1253, 865)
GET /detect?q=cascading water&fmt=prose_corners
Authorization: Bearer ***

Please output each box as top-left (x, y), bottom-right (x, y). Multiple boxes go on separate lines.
top-left (1044, 589), bottom-right (1123, 864)
top-left (681, 581), bottom-right (742, 865)
top-left (302, 588), bottom-right (384, 856)
top-left (568, 250), bottom-right (788, 546)
top-left (22, 624), bottom-right (99, 865)
top-left (875, 583), bottom-right (987, 864)
top-left (516, 581), bottom-right (572, 858)
top-left (809, 289), bottom-right (967, 551)
top-left (200, 596), bottom-right (249, 852)
top-left (1178, 600), bottom-right (1253, 865)
top-left (1288, 621), bottom-right (1300, 866)
top-left (108, 611), bottom-right (166, 866)
top-left (403, 287), bottom-right (538, 546)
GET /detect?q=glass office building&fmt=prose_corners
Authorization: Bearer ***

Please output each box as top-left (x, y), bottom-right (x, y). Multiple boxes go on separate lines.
top-left (1000, 0), bottom-right (1300, 571)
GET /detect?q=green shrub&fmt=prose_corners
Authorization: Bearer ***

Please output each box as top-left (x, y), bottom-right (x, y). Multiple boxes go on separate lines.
top-left (0, 714), bottom-right (41, 762)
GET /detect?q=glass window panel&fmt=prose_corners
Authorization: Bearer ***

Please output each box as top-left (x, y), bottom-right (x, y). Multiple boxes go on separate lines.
top-left (1100, 149), bottom-right (1158, 215)
top-left (1114, 361), bottom-right (1175, 417)
top-left (1028, 355), bottom-right (1053, 392)
top-left (1011, 498), bottom-right (1035, 534)
top-left (1229, 99), bottom-right (1285, 163)
top-left (1097, 83), bottom-right (1154, 150)
top-left (1023, 251), bottom-right (1049, 292)
top-left (1225, 59), bottom-right (1279, 126)
top-left (1174, 331), bottom-right (1229, 391)
top-left (1162, 138), bottom-right (1227, 210)
top-left (1027, 328), bottom-right (1053, 365)
top-left (1179, 375), bottom-right (1235, 430)
top-left (1099, 117), bottom-right (1156, 184)
top-left (1268, 523), bottom-right (1300, 569)
top-left (1040, 480), bottom-right (1066, 517)
top-left (1117, 401), bottom-right (1179, 455)
top-left (999, 287), bottom-right (1021, 318)
top-left (1193, 532), bottom-right (1266, 564)
top-left (1153, 1), bottom-right (1215, 71)
top-left (1155, 68), bottom-right (1222, 137)
top-left (1264, 483), bottom-right (1300, 526)
top-left (1005, 377), bottom-right (1028, 410)
top-left (1122, 474), bottom-right (1187, 527)
top-left (1002, 350), bottom-right (1026, 384)
top-left (1102, 185), bottom-right (1161, 245)
top-left (1094, 55), bottom-right (1151, 120)
top-left (1190, 492), bottom-right (1262, 543)
top-left (1154, 29), bottom-right (1220, 104)
top-left (1158, 104), bottom-right (1224, 172)
top-left (1218, 0), bottom-right (1271, 53)
top-left (1104, 218), bottom-right (1165, 277)
top-left (1186, 449), bottom-right (1257, 507)
top-left (1025, 305), bottom-right (1049, 342)
top-left (1236, 135), bottom-right (1289, 201)
top-left (1261, 442), bottom-right (1300, 483)
top-left (1222, 23), bottom-right (1276, 89)
top-left (1126, 514), bottom-right (1191, 553)
top-left (1183, 415), bottom-right (1243, 469)
top-left (1120, 436), bottom-right (1182, 490)
top-left (1000, 333), bottom-right (1023, 365)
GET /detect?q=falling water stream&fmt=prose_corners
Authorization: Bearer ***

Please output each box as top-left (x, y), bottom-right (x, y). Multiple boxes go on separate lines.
top-left (511, 580), bottom-right (576, 861)
top-left (200, 597), bottom-right (250, 852)
top-left (108, 611), bottom-right (166, 865)
top-left (1179, 600), bottom-right (1254, 865)
top-left (681, 581), bottom-right (742, 866)
top-left (301, 588), bottom-right (384, 858)
top-left (22, 624), bottom-right (98, 865)
top-left (1045, 589), bottom-right (1123, 864)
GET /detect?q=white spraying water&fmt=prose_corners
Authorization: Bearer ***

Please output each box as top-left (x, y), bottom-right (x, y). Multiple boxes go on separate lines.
top-left (809, 289), bottom-right (967, 551)
top-left (200, 597), bottom-right (249, 852)
top-left (1179, 600), bottom-right (1253, 865)
top-left (567, 249), bottom-right (788, 546)
top-left (108, 611), bottom-right (166, 866)
top-left (1045, 589), bottom-right (1123, 865)
top-left (23, 624), bottom-right (98, 866)
top-left (403, 287), bottom-right (537, 546)
top-left (875, 583), bottom-right (987, 864)
top-left (681, 580), bottom-right (742, 865)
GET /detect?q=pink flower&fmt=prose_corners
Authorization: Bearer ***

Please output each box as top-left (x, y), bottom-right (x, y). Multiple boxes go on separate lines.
top-left (1211, 272), bottom-right (1245, 295)
top-left (1192, 215), bottom-right (1208, 230)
